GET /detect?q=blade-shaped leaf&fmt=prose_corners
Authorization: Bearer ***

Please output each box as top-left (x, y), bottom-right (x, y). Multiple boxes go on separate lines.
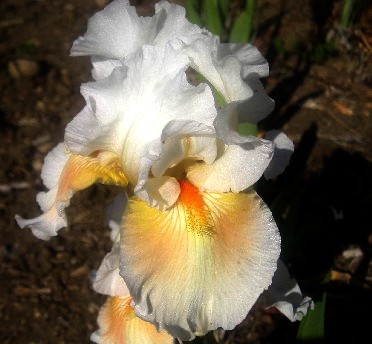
top-left (185, 0), bottom-right (203, 27)
top-left (202, 0), bottom-right (223, 36)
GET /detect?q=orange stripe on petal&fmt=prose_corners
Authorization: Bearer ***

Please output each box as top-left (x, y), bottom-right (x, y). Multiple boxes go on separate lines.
top-left (178, 180), bottom-right (214, 236)
top-left (92, 297), bottom-right (173, 344)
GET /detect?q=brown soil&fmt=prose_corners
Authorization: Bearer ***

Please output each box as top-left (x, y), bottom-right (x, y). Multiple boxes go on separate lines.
top-left (1, 1), bottom-right (371, 343)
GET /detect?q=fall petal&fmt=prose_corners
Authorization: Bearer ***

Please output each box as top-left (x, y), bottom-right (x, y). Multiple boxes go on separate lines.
top-left (16, 148), bottom-right (127, 240)
top-left (259, 260), bottom-right (314, 321)
top-left (91, 296), bottom-right (174, 344)
top-left (120, 183), bottom-right (280, 340)
top-left (93, 243), bottom-right (130, 297)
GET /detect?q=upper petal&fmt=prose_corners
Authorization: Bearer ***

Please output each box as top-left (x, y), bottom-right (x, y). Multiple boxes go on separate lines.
top-left (187, 103), bottom-right (274, 193)
top-left (120, 182), bottom-right (280, 340)
top-left (71, 0), bottom-right (203, 79)
top-left (66, 45), bottom-right (217, 187)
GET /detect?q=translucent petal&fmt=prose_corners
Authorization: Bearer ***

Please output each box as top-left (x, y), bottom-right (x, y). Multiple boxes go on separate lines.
top-left (120, 182), bottom-right (280, 340)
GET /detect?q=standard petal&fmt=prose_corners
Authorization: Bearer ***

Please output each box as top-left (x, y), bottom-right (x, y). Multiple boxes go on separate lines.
top-left (71, 0), bottom-right (203, 79)
top-left (218, 43), bottom-right (270, 79)
top-left (70, 0), bottom-right (156, 59)
top-left (120, 181), bottom-right (280, 340)
top-left (264, 130), bottom-right (294, 180)
top-left (186, 36), bottom-right (253, 103)
top-left (66, 45), bottom-right (216, 187)
top-left (16, 148), bottom-right (127, 240)
top-left (134, 120), bottom-right (216, 209)
top-left (91, 296), bottom-right (174, 344)
top-left (93, 243), bottom-right (130, 297)
top-left (258, 260), bottom-right (314, 321)
top-left (187, 104), bottom-right (274, 193)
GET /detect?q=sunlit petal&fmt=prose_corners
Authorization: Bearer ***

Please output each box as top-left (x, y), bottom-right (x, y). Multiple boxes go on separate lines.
top-left (187, 104), bottom-right (274, 193)
top-left (91, 296), bottom-right (174, 344)
top-left (66, 45), bottom-right (216, 188)
top-left (71, 0), bottom-right (202, 80)
top-left (258, 260), bottom-right (314, 321)
top-left (120, 181), bottom-right (280, 340)
top-left (16, 146), bottom-right (127, 240)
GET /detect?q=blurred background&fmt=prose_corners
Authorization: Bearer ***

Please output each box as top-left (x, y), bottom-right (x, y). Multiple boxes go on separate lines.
top-left (0, 0), bottom-right (371, 343)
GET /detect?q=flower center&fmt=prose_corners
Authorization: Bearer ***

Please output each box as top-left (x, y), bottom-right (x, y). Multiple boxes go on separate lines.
top-left (178, 180), bottom-right (214, 236)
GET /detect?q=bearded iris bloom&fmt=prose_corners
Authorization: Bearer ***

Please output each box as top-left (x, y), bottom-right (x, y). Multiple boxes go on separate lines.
top-left (16, 0), bottom-right (313, 342)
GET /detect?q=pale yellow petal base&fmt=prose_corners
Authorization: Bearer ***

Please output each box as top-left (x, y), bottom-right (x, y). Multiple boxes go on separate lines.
top-left (120, 180), bottom-right (280, 340)
top-left (91, 297), bottom-right (173, 344)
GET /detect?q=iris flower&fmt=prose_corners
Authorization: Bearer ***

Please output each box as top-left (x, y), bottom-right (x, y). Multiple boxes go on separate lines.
top-left (16, 0), bottom-right (312, 342)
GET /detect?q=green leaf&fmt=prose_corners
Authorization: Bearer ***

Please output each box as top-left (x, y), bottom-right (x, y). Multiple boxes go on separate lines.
top-left (229, 0), bottom-right (256, 43)
top-left (296, 292), bottom-right (326, 343)
top-left (218, 0), bottom-right (230, 19)
top-left (202, 0), bottom-right (223, 36)
top-left (238, 122), bottom-right (258, 136)
top-left (185, 0), bottom-right (203, 27)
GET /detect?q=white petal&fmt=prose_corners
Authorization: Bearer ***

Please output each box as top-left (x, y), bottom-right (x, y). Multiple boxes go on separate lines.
top-left (186, 36), bottom-right (253, 103)
top-left (264, 130), bottom-right (294, 179)
top-left (237, 78), bottom-right (275, 124)
top-left (40, 143), bottom-right (69, 189)
top-left (187, 104), bottom-right (274, 193)
top-left (93, 243), bottom-right (130, 297)
top-left (259, 260), bottom-right (314, 321)
top-left (71, 0), bottom-right (203, 79)
top-left (218, 43), bottom-right (270, 79)
top-left (66, 45), bottom-right (216, 187)
top-left (120, 185), bottom-right (281, 340)
top-left (70, 0), bottom-right (156, 59)
top-left (15, 206), bottom-right (67, 241)
top-left (136, 176), bottom-right (181, 211)
top-left (134, 120), bottom-right (216, 209)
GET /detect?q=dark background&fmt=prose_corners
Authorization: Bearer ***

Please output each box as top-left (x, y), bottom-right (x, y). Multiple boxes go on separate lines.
top-left (1, 0), bottom-right (371, 343)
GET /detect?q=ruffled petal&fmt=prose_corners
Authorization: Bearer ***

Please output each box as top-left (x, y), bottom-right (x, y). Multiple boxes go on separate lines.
top-left (71, 0), bottom-right (202, 79)
top-left (258, 260), bottom-right (314, 321)
top-left (70, 0), bottom-right (156, 59)
top-left (66, 45), bottom-right (216, 187)
top-left (186, 36), bottom-right (253, 103)
top-left (218, 43), bottom-right (270, 79)
top-left (120, 181), bottom-right (280, 340)
top-left (264, 130), bottom-right (294, 180)
top-left (91, 296), bottom-right (174, 344)
top-left (93, 243), bottom-right (130, 297)
top-left (16, 147), bottom-right (127, 240)
top-left (187, 104), bottom-right (274, 193)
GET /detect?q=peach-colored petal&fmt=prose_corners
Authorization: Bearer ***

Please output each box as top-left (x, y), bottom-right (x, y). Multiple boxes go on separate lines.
top-left (16, 150), bottom-right (127, 240)
top-left (91, 296), bottom-right (173, 344)
top-left (120, 181), bottom-right (280, 340)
